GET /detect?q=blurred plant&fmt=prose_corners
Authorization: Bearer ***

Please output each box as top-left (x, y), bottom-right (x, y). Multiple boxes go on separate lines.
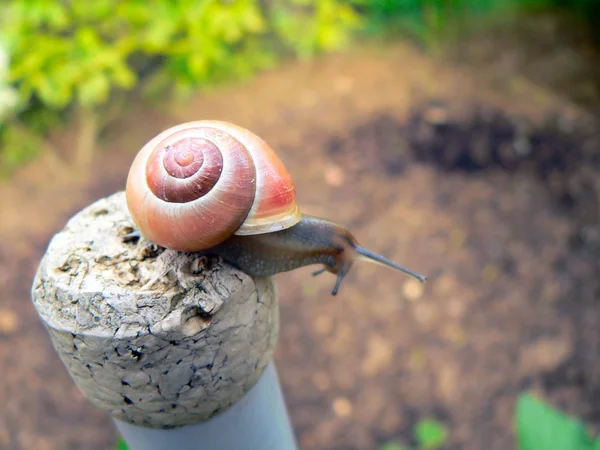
top-left (415, 418), bottom-right (449, 449)
top-left (379, 417), bottom-right (449, 450)
top-left (0, 41), bottom-right (38, 176)
top-left (355, 0), bottom-right (600, 50)
top-left (354, 0), bottom-right (507, 47)
top-left (114, 436), bottom-right (128, 450)
top-left (1, 0), bottom-right (598, 176)
top-left (0, 44), bottom-right (18, 124)
top-left (517, 393), bottom-right (600, 450)
top-left (272, 0), bottom-right (360, 59)
top-left (381, 392), bottom-right (600, 450)
top-left (0, 0), bottom-right (360, 176)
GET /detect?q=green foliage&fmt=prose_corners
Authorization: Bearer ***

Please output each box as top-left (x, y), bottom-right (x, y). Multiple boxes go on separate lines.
top-left (379, 417), bottom-right (448, 450)
top-left (113, 436), bottom-right (128, 450)
top-left (1, 0), bottom-right (599, 174)
top-left (0, 0), bottom-right (360, 111)
top-left (415, 418), bottom-right (448, 450)
top-left (272, 0), bottom-right (360, 59)
top-left (355, 0), bottom-right (504, 42)
top-left (356, 0), bottom-right (600, 46)
top-left (3, 0), bottom-right (596, 116)
top-left (516, 393), bottom-right (600, 450)
top-left (0, 45), bottom-right (18, 123)
top-left (0, 0), bottom-right (361, 174)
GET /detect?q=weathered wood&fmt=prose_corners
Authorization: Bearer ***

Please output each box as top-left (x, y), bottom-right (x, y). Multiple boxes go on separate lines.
top-left (31, 191), bottom-right (279, 429)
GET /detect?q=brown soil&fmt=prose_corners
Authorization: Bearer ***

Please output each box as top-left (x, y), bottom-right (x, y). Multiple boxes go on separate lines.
top-left (1, 14), bottom-right (600, 450)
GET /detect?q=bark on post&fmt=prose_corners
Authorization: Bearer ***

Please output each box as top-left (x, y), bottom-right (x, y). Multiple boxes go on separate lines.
top-left (31, 192), bottom-right (297, 448)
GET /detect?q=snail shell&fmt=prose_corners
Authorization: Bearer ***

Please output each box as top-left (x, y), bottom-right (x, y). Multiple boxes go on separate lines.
top-left (125, 121), bottom-right (301, 251)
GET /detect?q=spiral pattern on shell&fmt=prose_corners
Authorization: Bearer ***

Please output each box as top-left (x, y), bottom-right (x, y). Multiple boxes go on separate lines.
top-left (126, 121), bottom-right (300, 251)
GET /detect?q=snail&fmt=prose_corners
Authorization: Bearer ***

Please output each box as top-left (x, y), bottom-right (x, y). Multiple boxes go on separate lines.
top-left (125, 121), bottom-right (426, 295)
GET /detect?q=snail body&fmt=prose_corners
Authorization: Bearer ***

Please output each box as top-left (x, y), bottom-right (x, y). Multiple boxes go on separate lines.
top-left (126, 121), bottom-right (426, 295)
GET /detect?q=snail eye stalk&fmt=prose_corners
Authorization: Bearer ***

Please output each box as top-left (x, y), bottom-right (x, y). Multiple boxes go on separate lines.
top-left (355, 246), bottom-right (427, 282)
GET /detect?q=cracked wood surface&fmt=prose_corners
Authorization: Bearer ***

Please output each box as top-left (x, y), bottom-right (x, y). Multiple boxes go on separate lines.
top-left (31, 192), bottom-right (279, 429)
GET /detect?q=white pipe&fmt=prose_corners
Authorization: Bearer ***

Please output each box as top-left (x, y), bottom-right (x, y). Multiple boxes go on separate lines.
top-left (114, 363), bottom-right (297, 450)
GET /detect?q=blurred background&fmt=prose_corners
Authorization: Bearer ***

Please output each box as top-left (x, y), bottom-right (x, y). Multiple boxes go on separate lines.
top-left (2, 1), bottom-right (600, 449)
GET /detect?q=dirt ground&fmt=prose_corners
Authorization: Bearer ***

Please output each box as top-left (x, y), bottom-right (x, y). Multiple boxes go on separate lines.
top-left (2, 13), bottom-right (600, 450)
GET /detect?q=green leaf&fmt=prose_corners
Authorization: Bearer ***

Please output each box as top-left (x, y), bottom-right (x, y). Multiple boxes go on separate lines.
top-left (77, 73), bottom-right (109, 106)
top-left (142, 20), bottom-right (177, 52)
top-left (516, 393), bottom-right (595, 450)
top-left (414, 418), bottom-right (448, 450)
top-left (114, 436), bottom-right (129, 450)
top-left (111, 62), bottom-right (136, 89)
top-left (74, 27), bottom-right (102, 54)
